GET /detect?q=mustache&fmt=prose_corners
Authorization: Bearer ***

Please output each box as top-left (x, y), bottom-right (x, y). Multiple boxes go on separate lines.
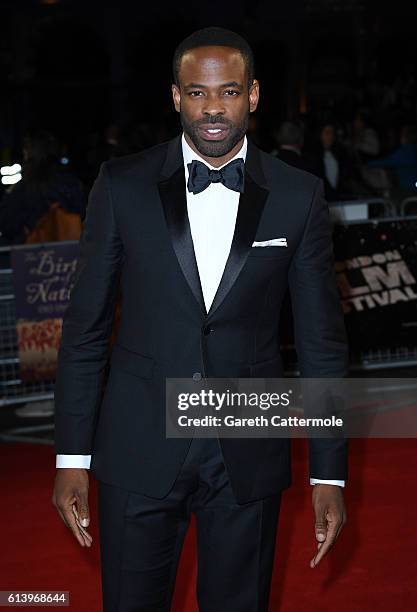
top-left (192, 116), bottom-right (233, 127)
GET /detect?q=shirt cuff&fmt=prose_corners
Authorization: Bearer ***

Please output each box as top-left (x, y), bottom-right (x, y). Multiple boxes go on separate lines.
top-left (56, 454), bottom-right (91, 469)
top-left (310, 478), bottom-right (345, 487)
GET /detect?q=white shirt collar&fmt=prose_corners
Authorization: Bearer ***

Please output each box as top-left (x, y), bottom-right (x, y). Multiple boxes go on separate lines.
top-left (181, 132), bottom-right (247, 173)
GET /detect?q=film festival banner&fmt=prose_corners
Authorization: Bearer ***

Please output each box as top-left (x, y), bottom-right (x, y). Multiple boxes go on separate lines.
top-left (10, 242), bottom-right (79, 382)
top-left (333, 218), bottom-right (417, 359)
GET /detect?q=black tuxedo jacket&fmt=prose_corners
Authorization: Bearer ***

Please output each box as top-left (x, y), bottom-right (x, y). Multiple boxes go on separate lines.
top-left (54, 134), bottom-right (349, 504)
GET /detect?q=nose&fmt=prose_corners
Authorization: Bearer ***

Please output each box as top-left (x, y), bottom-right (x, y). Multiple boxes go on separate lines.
top-left (201, 93), bottom-right (226, 117)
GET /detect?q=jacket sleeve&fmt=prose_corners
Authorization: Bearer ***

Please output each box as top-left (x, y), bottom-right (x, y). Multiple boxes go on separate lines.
top-left (288, 178), bottom-right (349, 481)
top-left (54, 162), bottom-right (124, 455)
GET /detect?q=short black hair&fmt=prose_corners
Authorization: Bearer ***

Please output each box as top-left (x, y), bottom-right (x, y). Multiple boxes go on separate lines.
top-left (172, 26), bottom-right (255, 88)
top-left (276, 121), bottom-right (304, 147)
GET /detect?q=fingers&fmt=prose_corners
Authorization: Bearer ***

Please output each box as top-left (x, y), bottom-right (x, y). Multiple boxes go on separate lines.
top-left (314, 518), bottom-right (327, 544)
top-left (58, 505), bottom-right (89, 547)
top-left (72, 504), bottom-right (93, 546)
top-left (73, 491), bottom-right (92, 545)
top-left (310, 510), bottom-right (346, 568)
top-left (333, 510), bottom-right (347, 542)
top-left (74, 492), bottom-right (90, 528)
top-left (310, 517), bottom-right (337, 568)
top-left (310, 505), bottom-right (329, 567)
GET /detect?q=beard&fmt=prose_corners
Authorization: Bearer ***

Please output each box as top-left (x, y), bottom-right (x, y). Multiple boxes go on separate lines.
top-left (180, 109), bottom-right (249, 158)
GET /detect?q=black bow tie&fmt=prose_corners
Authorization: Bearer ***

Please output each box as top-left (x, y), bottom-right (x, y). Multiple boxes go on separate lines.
top-left (187, 158), bottom-right (245, 195)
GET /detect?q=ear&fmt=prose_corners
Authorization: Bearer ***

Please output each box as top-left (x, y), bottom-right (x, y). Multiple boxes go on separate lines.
top-left (172, 84), bottom-right (181, 113)
top-left (249, 79), bottom-right (260, 113)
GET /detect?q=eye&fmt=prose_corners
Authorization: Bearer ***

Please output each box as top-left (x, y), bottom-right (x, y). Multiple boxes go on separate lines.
top-left (224, 90), bottom-right (240, 96)
top-left (189, 91), bottom-right (203, 97)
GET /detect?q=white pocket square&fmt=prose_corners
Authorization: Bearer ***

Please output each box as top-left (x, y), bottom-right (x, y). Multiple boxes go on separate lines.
top-left (252, 238), bottom-right (288, 247)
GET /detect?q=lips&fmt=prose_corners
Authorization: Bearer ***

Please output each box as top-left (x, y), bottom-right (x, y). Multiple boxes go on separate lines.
top-left (197, 124), bottom-right (230, 141)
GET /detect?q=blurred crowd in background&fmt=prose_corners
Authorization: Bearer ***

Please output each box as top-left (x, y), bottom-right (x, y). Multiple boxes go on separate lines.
top-left (1, 70), bottom-right (416, 247)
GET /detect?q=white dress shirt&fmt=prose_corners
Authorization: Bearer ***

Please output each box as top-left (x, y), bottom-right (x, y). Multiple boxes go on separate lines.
top-left (182, 133), bottom-right (246, 311)
top-left (323, 149), bottom-right (339, 189)
top-left (56, 133), bottom-right (344, 488)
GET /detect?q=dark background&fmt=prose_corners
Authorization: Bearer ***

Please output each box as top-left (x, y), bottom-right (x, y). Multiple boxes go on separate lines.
top-left (0, 0), bottom-right (416, 174)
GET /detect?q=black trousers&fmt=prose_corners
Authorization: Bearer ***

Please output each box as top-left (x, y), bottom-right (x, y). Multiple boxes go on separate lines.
top-left (97, 436), bottom-right (282, 612)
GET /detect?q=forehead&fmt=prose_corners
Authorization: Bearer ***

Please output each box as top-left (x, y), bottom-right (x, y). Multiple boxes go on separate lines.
top-left (178, 46), bottom-right (246, 83)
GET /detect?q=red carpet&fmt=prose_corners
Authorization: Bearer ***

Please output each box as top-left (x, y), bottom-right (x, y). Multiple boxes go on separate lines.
top-left (1, 439), bottom-right (416, 611)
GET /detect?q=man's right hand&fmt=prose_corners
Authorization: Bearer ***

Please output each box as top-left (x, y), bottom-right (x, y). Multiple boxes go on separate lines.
top-left (52, 469), bottom-right (93, 547)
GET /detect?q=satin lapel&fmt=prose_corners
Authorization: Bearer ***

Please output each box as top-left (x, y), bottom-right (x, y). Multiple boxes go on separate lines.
top-left (158, 141), bottom-right (206, 316)
top-left (207, 140), bottom-right (270, 318)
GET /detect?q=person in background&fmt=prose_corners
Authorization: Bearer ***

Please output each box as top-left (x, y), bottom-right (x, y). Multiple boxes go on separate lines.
top-left (367, 125), bottom-right (417, 192)
top-left (86, 122), bottom-right (158, 188)
top-left (272, 120), bottom-right (313, 172)
top-left (349, 109), bottom-right (380, 160)
top-left (309, 122), bottom-right (352, 201)
top-left (0, 130), bottom-right (86, 245)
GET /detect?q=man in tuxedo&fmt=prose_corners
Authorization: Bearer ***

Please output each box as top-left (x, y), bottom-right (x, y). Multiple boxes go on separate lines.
top-left (52, 27), bottom-right (348, 611)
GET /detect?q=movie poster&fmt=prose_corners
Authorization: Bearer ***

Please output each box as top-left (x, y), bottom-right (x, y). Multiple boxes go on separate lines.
top-left (10, 242), bottom-right (79, 382)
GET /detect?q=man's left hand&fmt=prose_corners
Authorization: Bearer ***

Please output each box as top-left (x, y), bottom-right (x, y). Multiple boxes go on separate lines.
top-left (310, 484), bottom-right (347, 568)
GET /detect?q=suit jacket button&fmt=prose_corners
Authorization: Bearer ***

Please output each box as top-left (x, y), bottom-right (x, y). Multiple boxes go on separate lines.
top-left (203, 326), bottom-right (214, 336)
top-left (192, 372), bottom-right (202, 381)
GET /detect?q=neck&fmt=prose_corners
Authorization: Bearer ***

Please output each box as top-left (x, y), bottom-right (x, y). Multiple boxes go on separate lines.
top-left (184, 132), bottom-right (245, 168)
